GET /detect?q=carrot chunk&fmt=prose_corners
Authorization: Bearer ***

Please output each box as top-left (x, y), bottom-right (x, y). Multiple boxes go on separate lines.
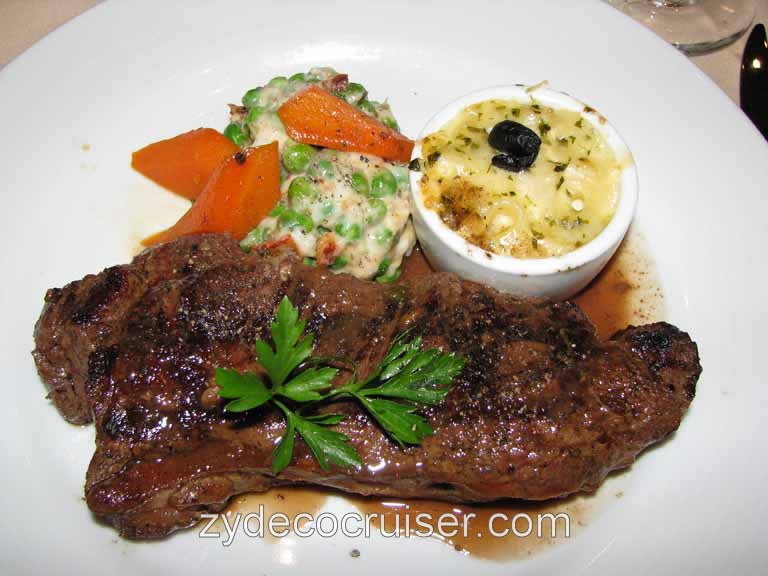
top-left (277, 86), bottom-right (414, 163)
top-left (142, 142), bottom-right (280, 246)
top-left (132, 128), bottom-right (238, 200)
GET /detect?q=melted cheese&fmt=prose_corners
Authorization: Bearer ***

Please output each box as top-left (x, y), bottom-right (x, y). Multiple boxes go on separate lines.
top-left (420, 99), bottom-right (621, 258)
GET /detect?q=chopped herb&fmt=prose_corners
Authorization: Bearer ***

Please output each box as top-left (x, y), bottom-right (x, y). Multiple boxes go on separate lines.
top-left (575, 118), bottom-right (583, 128)
top-left (539, 122), bottom-right (551, 136)
top-left (511, 108), bottom-right (521, 117)
top-left (556, 176), bottom-right (565, 190)
top-left (427, 151), bottom-right (441, 165)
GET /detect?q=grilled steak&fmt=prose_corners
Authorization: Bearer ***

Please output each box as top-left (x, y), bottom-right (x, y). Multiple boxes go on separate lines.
top-left (32, 234), bottom-right (701, 539)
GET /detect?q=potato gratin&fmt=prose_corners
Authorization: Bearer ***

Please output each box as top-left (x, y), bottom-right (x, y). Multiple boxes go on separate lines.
top-left (419, 98), bottom-right (622, 259)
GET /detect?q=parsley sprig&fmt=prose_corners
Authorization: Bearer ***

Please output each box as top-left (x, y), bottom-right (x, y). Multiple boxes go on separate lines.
top-left (216, 297), bottom-right (465, 474)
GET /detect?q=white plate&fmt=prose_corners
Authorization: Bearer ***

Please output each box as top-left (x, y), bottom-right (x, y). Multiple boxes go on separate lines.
top-left (1, 0), bottom-right (766, 574)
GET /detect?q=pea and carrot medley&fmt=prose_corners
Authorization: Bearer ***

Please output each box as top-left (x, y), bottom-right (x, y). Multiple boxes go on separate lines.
top-left (232, 67), bottom-right (415, 281)
top-left (134, 66), bottom-right (415, 282)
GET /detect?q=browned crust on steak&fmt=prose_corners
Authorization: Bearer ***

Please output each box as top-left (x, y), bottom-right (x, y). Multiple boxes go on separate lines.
top-left (32, 235), bottom-right (246, 424)
top-left (32, 234), bottom-right (701, 539)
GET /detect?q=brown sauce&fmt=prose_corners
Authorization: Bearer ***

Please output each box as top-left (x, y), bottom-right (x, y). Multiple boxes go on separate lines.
top-left (574, 228), bottom-right (664, 338)
top-left (214, 486), bottom-right (599, 560)
top-left (211, 229), bottom-right (659, 559)
top-left (402, 228), bottom-right (664, 340)
top-left (345, 493), bottom-right (593, 560)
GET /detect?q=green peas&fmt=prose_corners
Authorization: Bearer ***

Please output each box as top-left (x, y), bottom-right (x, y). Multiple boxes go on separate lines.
top-left (240, 226), bottom-right (269, 251)
top-left (278, 208), bottom-right (314, 232)
top-left (383, 117), bottom-right (399, 131)
top-left (375, 258), bottom-right (403, 283)
top-left (370, 170), bottom-right (397, 198)
top-left (289, 72), bottom-right (306, 83)
top-left (351, 172), bottom-right (369, 195)
top-left (377, 258), bottom-right (391, 277)
top-left (309, 159), bottom-right (335, 180)
top-left (223, 123), bottom-right (250, 147)
top-left (246, 106), bottom-right (265, 125)
top-left (373, 228), bottom-right (394, 245)
top-left (341, 82), bottom-right (366, 105)
top-left (287, 176), bottom-right (316, 202)
top-left (268, 76), bottom-right (288, 88)
top-left (335, 221), bottom-right (362, 241)
top-left (242, 88), bottom-right (262, 108)
top-left (376, 266), bottom-right (402, 284)
top-left (366, 198), bottom-right (387, 223)
top-left (303, 256), bottom-right (317, 267)
top-left (320, 200), bottom-right (335, 217)
top-left (283, 143), bottom-right (317, 173)
top-left (269, 204), bottom-right (286, 217)
top-left (359, 100), bottom-right (378, 116)
top-left (348, 224), bottom-right (362, 241)
top-left (330, 256), bottom-right (348, 270)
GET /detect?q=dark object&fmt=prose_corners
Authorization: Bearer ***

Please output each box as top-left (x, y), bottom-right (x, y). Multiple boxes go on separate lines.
top-left (33, 234), bottom-right (701, 539)
top-left (488, 120), bottom-right (541, 172)
top-left (491, 152), bottom-right (536, 172)
top-left (408, 157), bottom-right (422, 171)
top-left (740, 24), bottom-right (768, 140)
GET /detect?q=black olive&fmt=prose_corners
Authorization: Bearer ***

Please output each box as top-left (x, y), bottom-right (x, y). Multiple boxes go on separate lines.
top-left (491, 152), bottom-right (537, 172)
top-left (488, 120), bottom-right (541, 172)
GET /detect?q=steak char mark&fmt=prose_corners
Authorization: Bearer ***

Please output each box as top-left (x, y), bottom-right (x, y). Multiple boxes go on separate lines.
top-left (32, 234), bottom-right (701, 539)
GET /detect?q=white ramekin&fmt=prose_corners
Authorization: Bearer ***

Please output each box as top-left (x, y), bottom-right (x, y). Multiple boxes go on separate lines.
top-left (409, 85), bottom-right (638, 301)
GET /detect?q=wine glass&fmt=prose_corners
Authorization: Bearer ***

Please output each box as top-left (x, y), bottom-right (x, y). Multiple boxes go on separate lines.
top-left (609, 0), bottom-right (756, 55)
